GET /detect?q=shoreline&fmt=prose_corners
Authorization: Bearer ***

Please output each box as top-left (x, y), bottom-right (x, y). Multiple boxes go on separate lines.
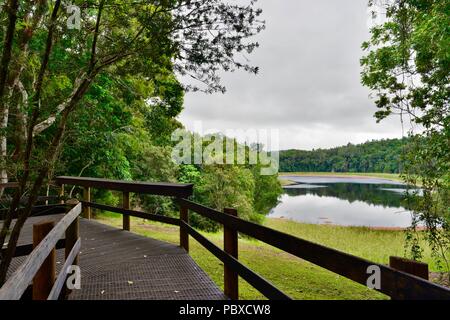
top-left (279, 172), bottom-right (402, 182)
top-left (278, 172), bottom-right (403, 186)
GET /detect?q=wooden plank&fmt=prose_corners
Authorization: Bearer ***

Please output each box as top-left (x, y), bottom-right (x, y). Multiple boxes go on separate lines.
top-left (82, 201), bottom-right (180, 226)
top-left (224, 208), bottom-right (238, 300)
top-left (122, 192), bottom-right (130, 231)
top-left (180, 204), bottom-right (189, 252)
top-left (178, 198), bottom-right (450, 300)
top-left (0, 203), bottom-right (82, 300)
top-left (32, 221), bottom-right (56, 300)
top-left (47, 238), bottom-right (81, 300)
top-left (5, 212), bottom-right (227, 301)
top-left (55, 176), bottom-right (193, 198)
top-left (182, 221), bottom-right (290, 300)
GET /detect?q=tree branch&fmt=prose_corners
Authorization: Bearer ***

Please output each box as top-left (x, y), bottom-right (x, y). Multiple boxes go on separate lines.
top-left (89, 0), bottom-right (106, 73)
top-left (33, 74), bottom-right (86, 136)
top-left (0, 0), bottom-right (19, 100)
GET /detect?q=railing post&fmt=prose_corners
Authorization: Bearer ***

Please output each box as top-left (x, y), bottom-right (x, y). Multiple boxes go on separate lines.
top-left (180, 202), bottom-right (189, 252)
top-left (32, 221), bottom-right (56, 300)
top-left (389, 256), bottom-right (429, 280)
top-left (123, 191), bottom-right (130, 231)
top-left (83, 187), bottom-right (91, 219)
top-left (59, 184), bottom-right (65, 204)
top-left (63, 213), bottom-right (80, 299)
top-left (224, 208), bottom-right (238, 300)
top-left (389, 256), bottom-right (429, 300)
top-left (66, 215), bottom-right (80, 267)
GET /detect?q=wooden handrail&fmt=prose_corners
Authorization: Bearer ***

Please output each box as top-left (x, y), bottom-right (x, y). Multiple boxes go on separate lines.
top-left (181, 221), bottom-right (290, 300)
top-left (0, 203), bottom-right (82, 300)
top-left (55, 176), bottom-right (193, 198)
top-left (82, 201), bottom-right (180, 226)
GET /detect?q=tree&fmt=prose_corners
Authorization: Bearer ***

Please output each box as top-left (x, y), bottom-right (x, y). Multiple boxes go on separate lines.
top-left (361, 0), bottom-right (449, 275)
top-left (176, 133), bottom-right (282, 232)
top-left (0, 0), bottom-right (264, 284)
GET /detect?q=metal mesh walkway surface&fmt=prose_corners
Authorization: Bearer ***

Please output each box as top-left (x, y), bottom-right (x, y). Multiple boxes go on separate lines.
top-left (4, 215), bottom-right (226, 300)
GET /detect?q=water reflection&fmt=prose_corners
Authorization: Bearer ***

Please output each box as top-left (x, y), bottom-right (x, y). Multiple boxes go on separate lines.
top-left (270, 177), bottom-right (415, 228)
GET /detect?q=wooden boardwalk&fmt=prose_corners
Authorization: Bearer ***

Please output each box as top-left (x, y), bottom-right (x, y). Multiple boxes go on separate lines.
top-left (5, 215), bottom-right (226, 300)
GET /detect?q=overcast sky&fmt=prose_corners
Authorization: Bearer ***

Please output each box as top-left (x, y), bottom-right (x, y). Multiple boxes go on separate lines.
top-left (177, 0), bottom-right (405, 151)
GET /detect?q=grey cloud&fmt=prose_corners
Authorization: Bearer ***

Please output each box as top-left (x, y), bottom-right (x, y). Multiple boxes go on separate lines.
top-left (178, 0), bottom-right (405, 150)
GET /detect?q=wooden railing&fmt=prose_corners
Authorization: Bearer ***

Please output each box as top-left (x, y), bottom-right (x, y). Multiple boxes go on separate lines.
top-left (52, 176), bottom-right (450, 300)
top-left (177, 199), bottom-right (450, 300)
top-left (0, 203), bottom-right (81, 300)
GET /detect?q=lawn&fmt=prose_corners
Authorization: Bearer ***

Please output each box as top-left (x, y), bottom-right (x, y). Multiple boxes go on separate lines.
top-left (94, 212), bottom-right (439, 300)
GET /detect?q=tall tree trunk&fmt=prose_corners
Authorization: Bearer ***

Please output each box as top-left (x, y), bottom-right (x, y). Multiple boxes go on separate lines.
top-left (0, 0), bottom-right (61, 274)
top-left (0, 0), bottom-right (20, 198)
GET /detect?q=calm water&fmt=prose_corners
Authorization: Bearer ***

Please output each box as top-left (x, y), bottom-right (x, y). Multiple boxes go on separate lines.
top-left (269, 176), bottom-right (416, 228)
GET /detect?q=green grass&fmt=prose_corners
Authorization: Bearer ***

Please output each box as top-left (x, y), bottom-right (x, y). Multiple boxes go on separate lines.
top-left (94, 213), bottom-right (439, 300)
top-left (279, 172), bottom-right (403, 183)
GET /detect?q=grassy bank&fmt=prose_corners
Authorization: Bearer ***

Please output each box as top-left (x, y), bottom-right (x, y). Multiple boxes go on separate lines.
top-left (95, 213), bottom-right (438, 300)
top-left (280, 172), bottom-right (402, 181)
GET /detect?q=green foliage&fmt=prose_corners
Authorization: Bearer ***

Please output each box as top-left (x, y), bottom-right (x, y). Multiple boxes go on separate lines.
top-left (56, 73), bottom-right (282, 231)
top-left (252, 165), bottom-right (283, 215)
top-left (280, 138), bottom-right (407, 173)
top-left (362, 0), bottom-right (449, 129)
top-left (402, 132), bottom-right (450, 272)
top-left (177, 149), bottom-right (282, 232)
top-left (57, 71), bottom-right (181, 215)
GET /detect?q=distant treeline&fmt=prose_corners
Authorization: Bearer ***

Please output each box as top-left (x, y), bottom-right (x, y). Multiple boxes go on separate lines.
top-left (279, 138), bottom-right (408, 173)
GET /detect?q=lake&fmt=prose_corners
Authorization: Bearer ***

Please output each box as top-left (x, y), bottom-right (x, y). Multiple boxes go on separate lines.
top-left (270, 176), bottom-right (416, 228)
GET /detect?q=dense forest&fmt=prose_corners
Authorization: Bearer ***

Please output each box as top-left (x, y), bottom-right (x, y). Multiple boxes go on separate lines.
top-left (279, 138), bottom-right (408, 173)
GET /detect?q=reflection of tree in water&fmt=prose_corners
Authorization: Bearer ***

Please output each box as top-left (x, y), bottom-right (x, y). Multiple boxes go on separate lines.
top-left (284, 183), bottom-right (414, 210)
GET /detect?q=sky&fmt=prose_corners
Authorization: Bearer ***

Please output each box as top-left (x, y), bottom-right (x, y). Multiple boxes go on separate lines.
top-left (177, 0), bottom-right (406, 151)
